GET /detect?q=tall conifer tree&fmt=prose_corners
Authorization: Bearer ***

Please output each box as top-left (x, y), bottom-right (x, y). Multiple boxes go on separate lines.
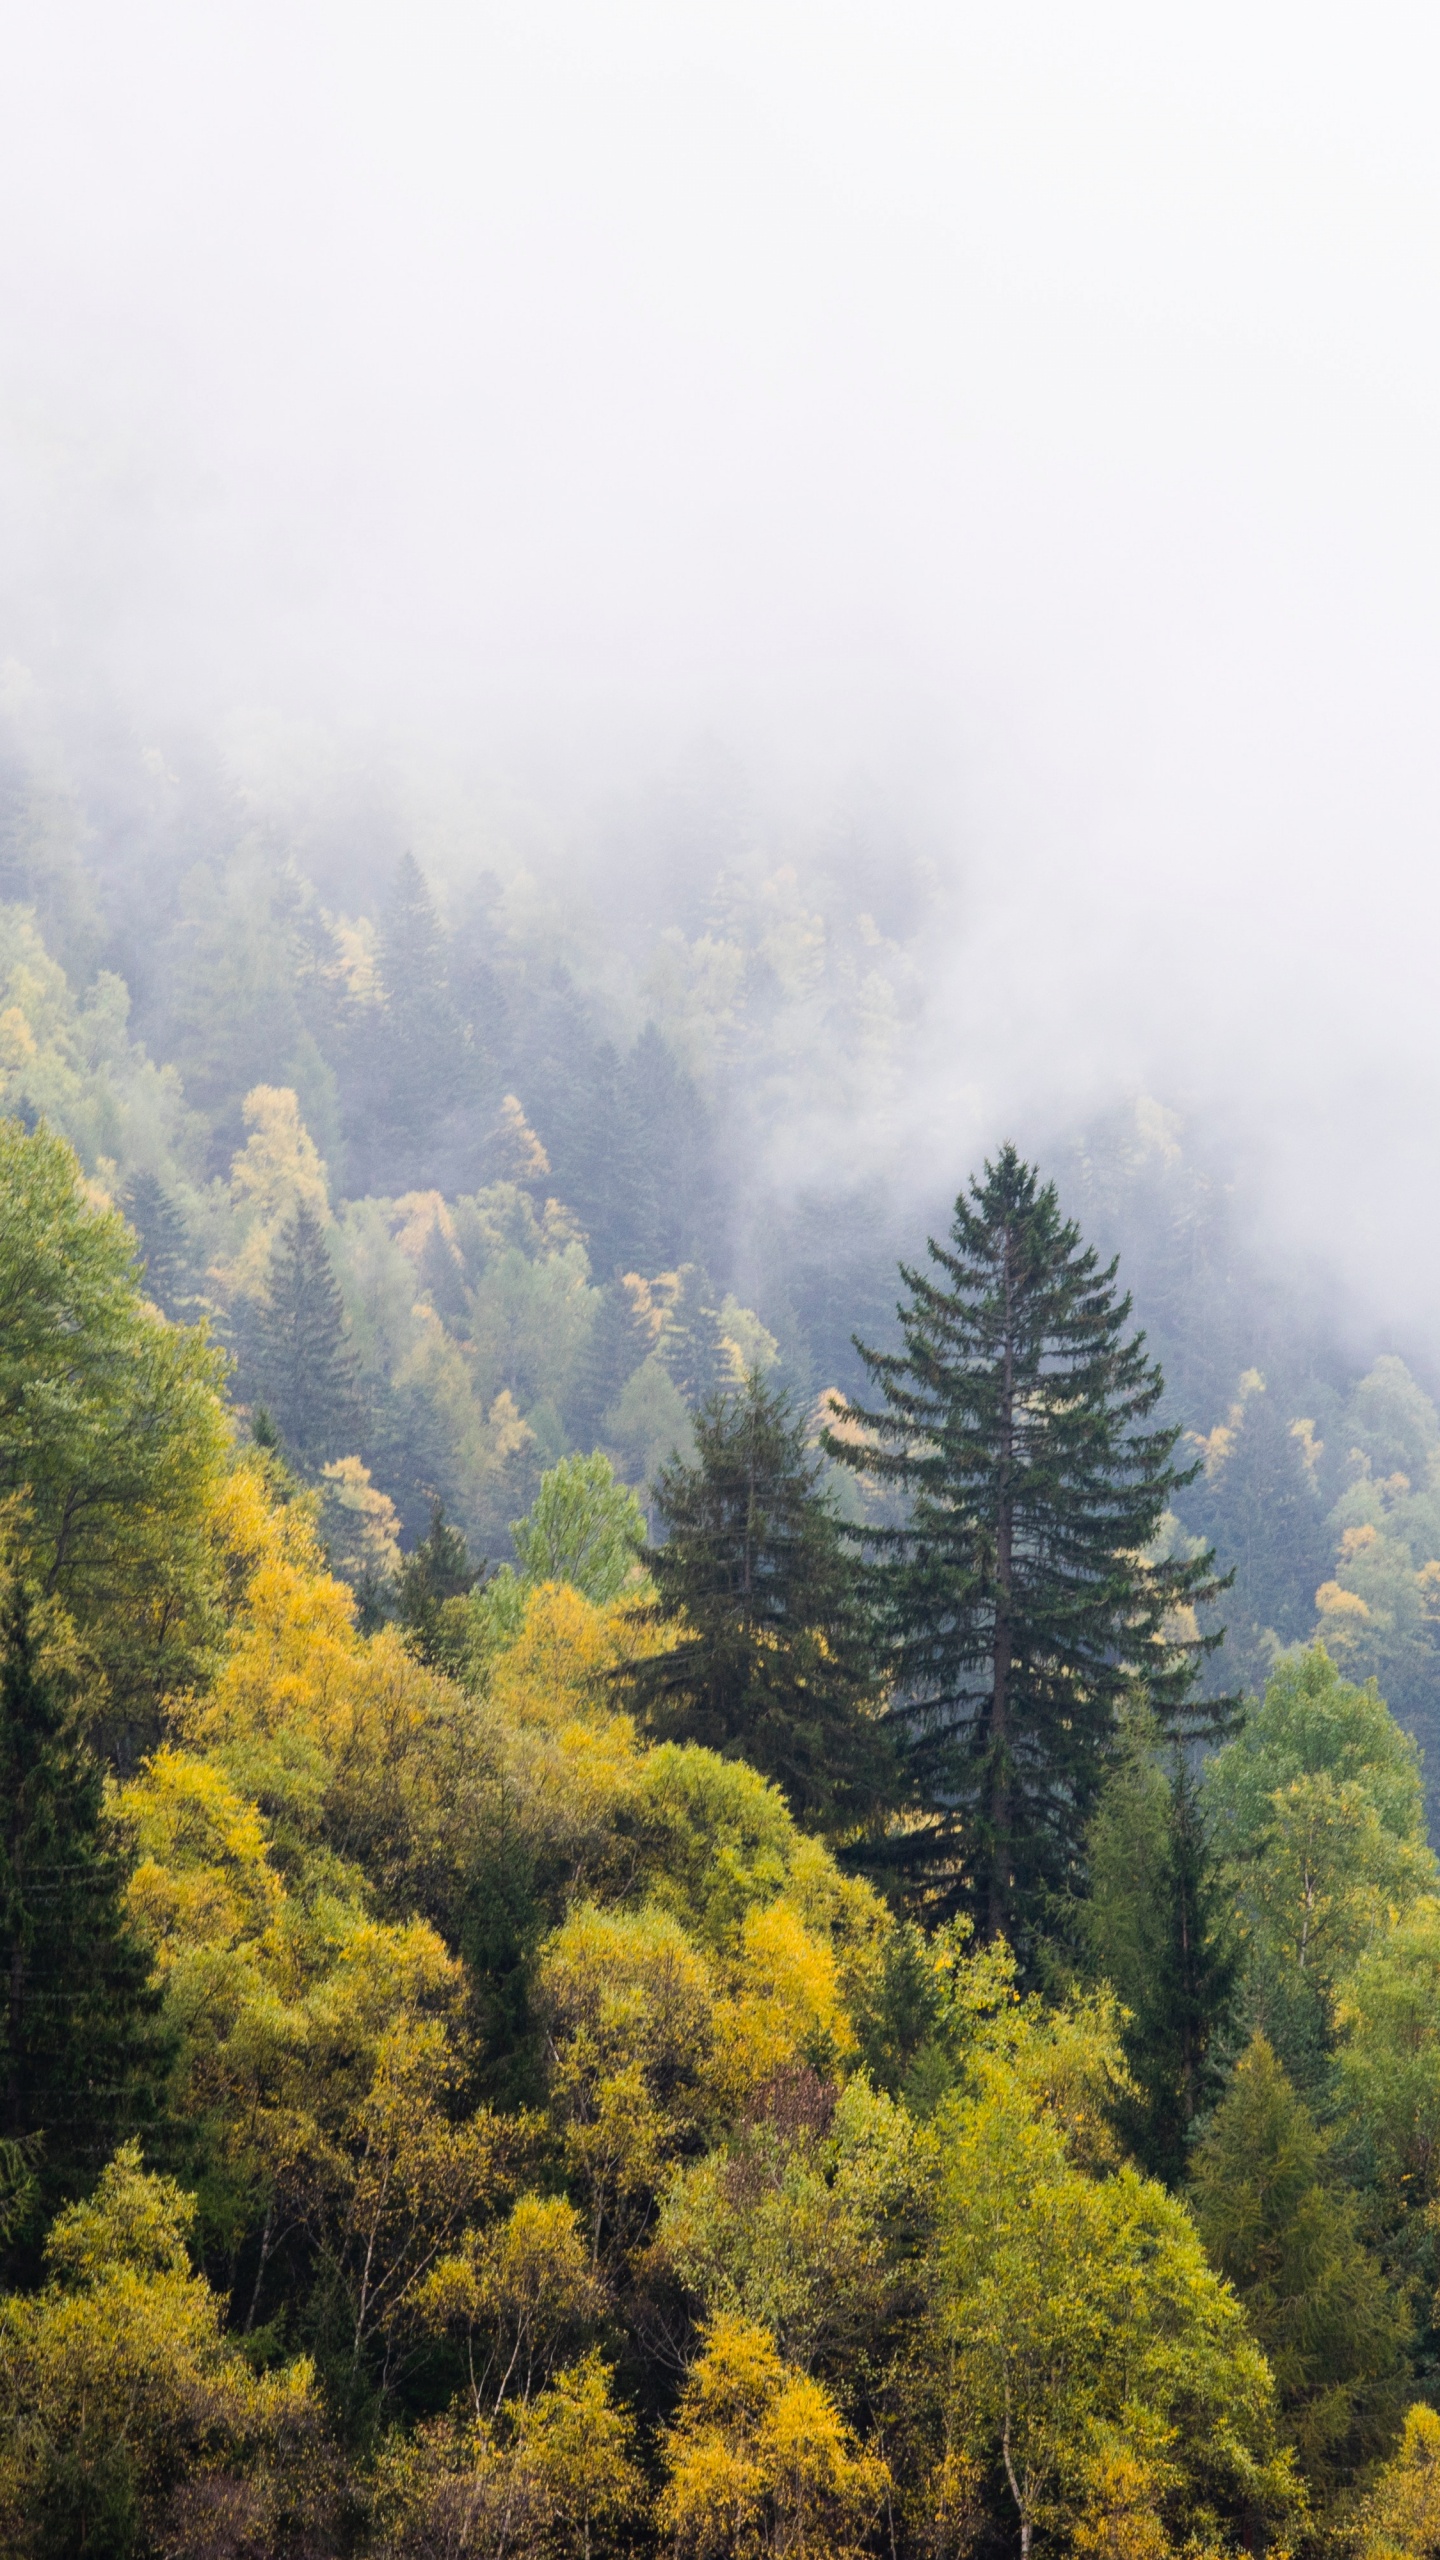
top-left (124, 1170), bottom-right (201, 1321)
top-left (829, 1145), bottom-right (1229, 1946)
top-left (567, 1282), bottom-right (651, 1444)
top-left (251, 1200), bottom-right (363, 1469)
top-left (1084, 1728), bottom-right (1239, 2181)
top-left (0, 1581), bottom-right (163, 2244)
top-left (627, 1372), bottom-right (894, 1836)
top-left (371, 853), bottom-right (466, 1182)
top-left (660, 1264), bottom-right (736, 1407)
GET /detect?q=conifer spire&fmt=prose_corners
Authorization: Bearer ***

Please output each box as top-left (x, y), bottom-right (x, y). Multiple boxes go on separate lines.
top-left (829, 1143), bottom-right (1232, 1948)
top-left (250, 1199), bottom-right (363, 1468)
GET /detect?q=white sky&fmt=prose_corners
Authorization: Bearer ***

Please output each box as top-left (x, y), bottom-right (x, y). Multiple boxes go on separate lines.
top-left (2, 1), bottom-right (1440, 1333)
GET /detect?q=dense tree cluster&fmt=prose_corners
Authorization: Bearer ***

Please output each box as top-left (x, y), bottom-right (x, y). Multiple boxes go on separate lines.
top-left (0, 1117), bottom-right (1438, 2560)
top-left (7, 767), bottom-right (1440, 2555)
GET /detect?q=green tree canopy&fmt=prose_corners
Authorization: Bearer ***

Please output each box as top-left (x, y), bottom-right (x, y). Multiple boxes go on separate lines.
top-left (0, 1118), bottom-right (230, 1753)
top-left (1203, 1648), bottom-right (1436, 2087)
top-left (397, 1498), bottom-right (481, 1669)
top-left (510, 1451), bottom-right (644, 1604)
top-left (1082, 1715), bottom-right (1239, 2183)
top-left (933, 2064), bottom-right (1297, 2559)
top-left (625, 1371), bottom-right (895, 1838)
top-left (247, 1196), bottom-right (364, 1471)
top-left (829, 1144), bottom-right (1228, 1946)
top-left (0, 1577), bottom-right (165, 2250)
top-left (1190, 2033), bottom-right (1413, 2494)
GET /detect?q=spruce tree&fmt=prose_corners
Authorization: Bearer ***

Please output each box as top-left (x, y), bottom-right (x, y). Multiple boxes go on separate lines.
top-left (830, 1145), bottom-right (1229, 1946)
top-left (0, 1580), bottom-right (164, 2245)
top-left (370, 853), bottom-right (467, 1184)
top-left (659, 1264), bottom-right (735, 1406)
top-left (557, 1036), bottom-right (652, 1278)
top-left (250, 1200), bottom-right (363, 1469)
top-left (124, 1169), bottom-right (201, 1321)
top-left (625, 1372), bottom-right (895, 1836)
top-left (622, 1023), bottom-right (714, 1272)
top-left (397, 1500), bottom-right (479, 1666)
top-left (1084, 1724), bottom-right (1239, 2182)
top-left (566, 1282), bottom-right (651, 1445)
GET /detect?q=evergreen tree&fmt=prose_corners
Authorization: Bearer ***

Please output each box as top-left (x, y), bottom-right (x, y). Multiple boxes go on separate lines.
top-left (123, 1169), bottom-right (201, 1321)
top-left (660, 1264), bottom-right (735, 1405)
top-left (555, 1036), bottom-right (653, 1278)
top-left (397, 1500), bottom-right (480, 1667)
top-left (566, 1282), bottom-right (651, 1445)
top-left (0, 1580), bottom-right (164, 2248)
top-left (418, 1215), bottom-right (470, 1328)
top-left (619, 1024), bottom-right (718, 1274)
top-left (367, 853), bottom-right (468, 1184)
top-left (830, 1145), bottom-right (1230, 1948)
top-left (1191, 2035), bottom-right (1412, 2494)
top-left (625, 1372), bottom-right (895, 1836)
top-left (249, 1200), bottom-right (363, 1469)
top-left (1083, 1722), bottom-right (1239, 2182)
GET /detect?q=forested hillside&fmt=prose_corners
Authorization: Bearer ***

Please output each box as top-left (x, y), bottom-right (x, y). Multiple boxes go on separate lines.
top-left (6, 735), bottom-right (1440, 2557)
top-left (3, 725), bottom-right (1438, 1801)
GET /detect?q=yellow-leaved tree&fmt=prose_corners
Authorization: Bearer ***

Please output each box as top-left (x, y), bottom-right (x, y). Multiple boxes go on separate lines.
top-left (0, 2143), bottom-right (328, 2557)
top-left (658, 2312), bottom-right (889, 2560)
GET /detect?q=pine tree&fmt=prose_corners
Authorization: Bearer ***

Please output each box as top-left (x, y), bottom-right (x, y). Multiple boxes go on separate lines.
top-left (829, 1145), bottom-right (1230, 1948)
top-left (557, 1037), bottom-right (652, 1277)
top-left (0, 1580), bottom-right (164, 2248)
top-left (660, 1264), bottom-right (735, 1406)
top-left (397, 1500), bottom-right (480, 1667)
top-left (566, 1282), bottom-right (651, 1445)
top-left (369, 853), bottom-right (467, 1184)
top-left (124, 1169), bottom-right (201, 1321)
top-left (620, 1024), bottom-right (717, 1273)
top-left (250, 1200), bottom-right (363, 1469)
top-left (625, 1372), bottom-right (895, 1836)
top-left (1190, 2035), bottom-right (1412, 2493)
top-left (1084, 1724), bottom-right (1239, 2182)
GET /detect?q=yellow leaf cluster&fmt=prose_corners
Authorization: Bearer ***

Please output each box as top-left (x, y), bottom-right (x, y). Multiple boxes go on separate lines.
top-left (659, 2314), bottom-right (889, 2560)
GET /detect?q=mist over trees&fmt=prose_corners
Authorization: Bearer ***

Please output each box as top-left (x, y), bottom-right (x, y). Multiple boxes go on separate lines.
top-left (6, 731), bottom-right (1440, 2554)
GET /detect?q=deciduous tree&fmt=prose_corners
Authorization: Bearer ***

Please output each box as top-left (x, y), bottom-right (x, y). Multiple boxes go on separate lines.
top-left (0, 1118), bottom-right (231, 1752)
top-left (1190, 2034), bottom-right (1412, 2493)
top-left (933, 2064), bottom-right (1295, 2560)
top-left (510, 1453), bottom-right (644, 1605)
top-left (659, 2313), bottom-right (889, 2560)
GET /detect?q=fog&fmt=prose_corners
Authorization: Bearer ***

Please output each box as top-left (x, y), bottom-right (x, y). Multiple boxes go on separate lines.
top-left (3, 1), bottom-right (1440, 1337)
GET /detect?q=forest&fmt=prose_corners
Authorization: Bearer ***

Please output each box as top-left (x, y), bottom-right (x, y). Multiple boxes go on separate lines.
top-left (4, 744), bottom-right (1440, 2560)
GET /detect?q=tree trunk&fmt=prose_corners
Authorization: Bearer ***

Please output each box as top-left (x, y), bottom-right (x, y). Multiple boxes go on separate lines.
top-left (1001, 2393), bottom-right (1030, 2560)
